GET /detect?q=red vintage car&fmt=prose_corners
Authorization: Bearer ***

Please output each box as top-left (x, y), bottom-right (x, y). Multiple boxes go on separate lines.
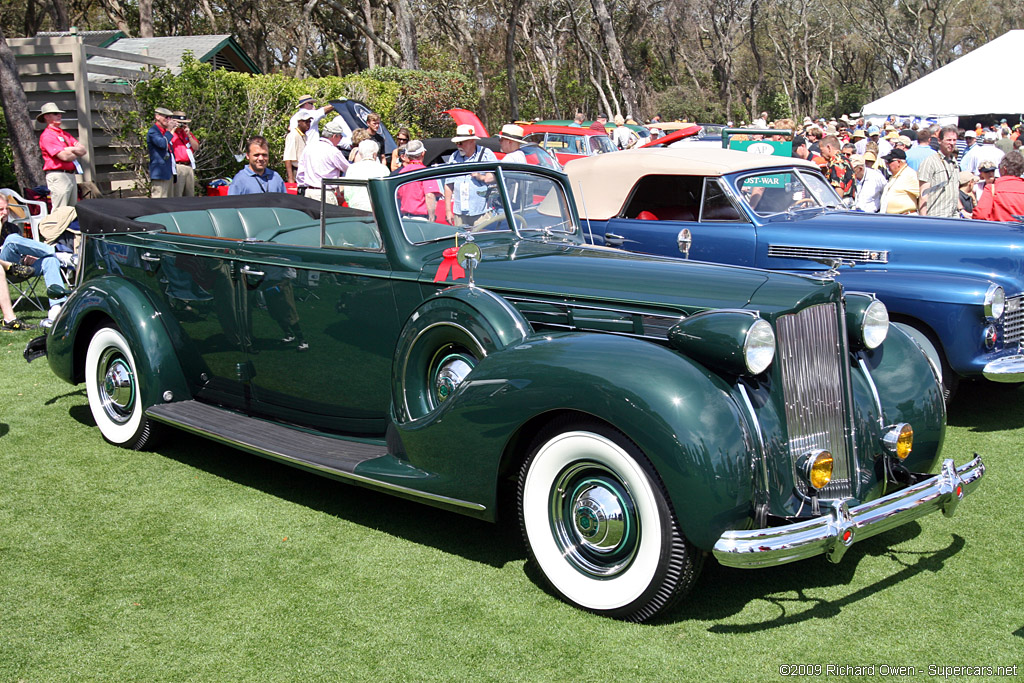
top-left (519, 124), bottom-right (618, 165)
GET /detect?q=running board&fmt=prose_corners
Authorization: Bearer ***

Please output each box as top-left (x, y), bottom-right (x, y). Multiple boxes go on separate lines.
top-left (146, 400), bottom-right (486, 512)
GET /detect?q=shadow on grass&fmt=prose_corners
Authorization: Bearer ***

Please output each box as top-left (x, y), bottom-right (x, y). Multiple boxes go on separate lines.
top-left (1015, 625), bottom-right (1024, 639)
top-left (668, 530), bottom-right (967, 630)
top-left (45, 388), bottom-right (85, 406)
top-left (947, 380), bottom-right (1024, 431)
top-left (150, 430), bottom-right (525, 570)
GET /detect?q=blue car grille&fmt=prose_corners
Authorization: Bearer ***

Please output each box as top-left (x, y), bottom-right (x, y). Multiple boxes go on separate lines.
top-left (775, 302), bottom-right (854, 499)
top-left (1004, 295), bottom-right (1024, 348)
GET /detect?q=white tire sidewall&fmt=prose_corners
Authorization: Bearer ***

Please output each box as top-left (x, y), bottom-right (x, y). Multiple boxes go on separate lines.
top-left (85, 327), bottom-right (143, 444)
top-left (522, 430), bottom-right (663, 611)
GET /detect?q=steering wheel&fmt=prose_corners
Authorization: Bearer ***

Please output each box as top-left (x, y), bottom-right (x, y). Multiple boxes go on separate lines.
top-left (791, 197), bottom-right (818, 209)
top-left (471, 213), bottom-right (528, 233)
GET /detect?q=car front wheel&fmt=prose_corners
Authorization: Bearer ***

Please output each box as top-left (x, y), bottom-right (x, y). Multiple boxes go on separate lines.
top-left (84, 325), bottom-right (158, 450)
top-left (517, 420), bottom-right (701, 622)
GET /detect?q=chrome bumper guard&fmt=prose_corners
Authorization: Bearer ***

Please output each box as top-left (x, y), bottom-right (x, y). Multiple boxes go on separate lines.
top-left (983, 354), bottom-right (1024, 382)
top-left (713, 456), bottom-right (985, 568)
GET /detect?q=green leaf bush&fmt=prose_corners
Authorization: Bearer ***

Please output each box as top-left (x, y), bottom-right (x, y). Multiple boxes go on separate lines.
top-left (101, 56), bottom-right (475, 193)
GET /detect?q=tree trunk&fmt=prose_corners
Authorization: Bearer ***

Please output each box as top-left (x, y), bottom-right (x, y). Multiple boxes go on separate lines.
top-left (588, 0), bottom-right (638, 115)
top-left (505, 0), bottom-right (524, 120)
top-left (390, 0), bottom-right (419, 69)
top-left (49, 0), bottom-right (70, 31)
top-left (99, 0), bottom-right (134, 35)
top-left (747, 1), bottom-right (764, 121)
top-left (139, 0), bottom-right (154, 37)
top-left (362, 0), bottom-right (376, 68)
top-left (0, 29), bottom-right (45, 190)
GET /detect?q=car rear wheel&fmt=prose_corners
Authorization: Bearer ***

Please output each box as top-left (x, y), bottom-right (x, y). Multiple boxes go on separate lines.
top-left (517, 419), bottom-right (701, 622)
top-left (84, 325), bottom-right (158, 450)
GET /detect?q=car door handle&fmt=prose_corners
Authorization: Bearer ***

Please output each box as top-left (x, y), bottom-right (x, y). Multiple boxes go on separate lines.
top-left (604, 233), bottom-right (624, 247)
top-left (140, 252), bottom-right (161, 263)
top-left (240, 265), bottom-right (265, 277)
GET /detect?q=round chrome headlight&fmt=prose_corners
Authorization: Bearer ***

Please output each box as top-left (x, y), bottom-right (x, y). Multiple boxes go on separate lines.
top-left (743, 319), bottom-right (776, 375)
top-left (861, 299), bottom-right (889, 350)
top-left (984, 284), bottom-right (1005, 319)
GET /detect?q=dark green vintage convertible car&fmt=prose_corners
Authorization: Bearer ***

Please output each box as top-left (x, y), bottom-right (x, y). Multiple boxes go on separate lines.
top-left (32, 162), bottom-right (983, 622)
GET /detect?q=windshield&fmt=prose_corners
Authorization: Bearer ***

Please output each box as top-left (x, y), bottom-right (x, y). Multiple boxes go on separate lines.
top-left (397, 167), bottom-right (579, 245)
top-left (733, 168), bottom-right (843, 216)
top-left (587, 135), bottom-right (617, 155)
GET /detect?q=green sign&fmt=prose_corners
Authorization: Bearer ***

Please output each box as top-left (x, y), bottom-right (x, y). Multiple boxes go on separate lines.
top-left (741, 173), bottom-right (794, 189)
top-left (729, 139), bottom-right (793, 156)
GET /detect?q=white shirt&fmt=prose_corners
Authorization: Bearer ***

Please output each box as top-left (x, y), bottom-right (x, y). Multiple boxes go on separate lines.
top-left (501, 149), bottom-right (527, 164)
top-left (296, 138), bottom-right (350, 188)
top-left (961, 144), bottom-right (1004, 176)
top-left (854, 166), bottom-right (887, 213)
top-left (343, 159), bottom-right (390, 211)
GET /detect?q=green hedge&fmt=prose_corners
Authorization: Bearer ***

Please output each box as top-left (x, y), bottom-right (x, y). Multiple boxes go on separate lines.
top-left (104, 56), bottom-right (476, 192)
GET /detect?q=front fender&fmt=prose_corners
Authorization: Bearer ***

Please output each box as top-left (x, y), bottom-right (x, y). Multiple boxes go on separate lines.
top-left (838, 269), bottom-right (1011, 376)
top-left (395, 332), bottom-right (756, 549)
top-left (46, 275), bottom-right (191, 411)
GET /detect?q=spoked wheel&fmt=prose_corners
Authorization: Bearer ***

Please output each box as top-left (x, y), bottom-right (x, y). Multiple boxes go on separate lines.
top-left (84, 325), bottom-right (159, 450)
top-left (518, 419), bottom-right (702, 622)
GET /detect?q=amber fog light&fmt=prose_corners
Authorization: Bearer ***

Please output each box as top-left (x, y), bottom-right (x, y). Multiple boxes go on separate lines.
top-left (882, 423), bottom-right (913, 460)
top-left (798, 450), bottom-right (833, 490)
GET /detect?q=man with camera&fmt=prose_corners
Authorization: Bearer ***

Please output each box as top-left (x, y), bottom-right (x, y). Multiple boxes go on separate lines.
top-left (170, 111), bottom-right (200, 197)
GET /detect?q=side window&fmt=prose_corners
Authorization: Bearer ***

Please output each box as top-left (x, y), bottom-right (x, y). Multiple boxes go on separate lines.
top-left (701, 178), bottom-right (744, 221)
top-left (621, 175), bottom-right (703, 222)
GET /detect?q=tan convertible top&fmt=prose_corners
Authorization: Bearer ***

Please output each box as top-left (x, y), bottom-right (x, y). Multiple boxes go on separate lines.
top-left (564, 147), bottom-right (819, 220)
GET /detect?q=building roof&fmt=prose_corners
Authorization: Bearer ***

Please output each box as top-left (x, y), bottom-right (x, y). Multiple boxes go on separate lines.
top-left (88, 34), bottom-right (261, 76)
top-left (36, 30), bottom-right (124, 47)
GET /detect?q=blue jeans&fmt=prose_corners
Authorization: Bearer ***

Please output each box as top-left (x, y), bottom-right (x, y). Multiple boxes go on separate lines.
top-left (1, 234), bottom-right (66, 307)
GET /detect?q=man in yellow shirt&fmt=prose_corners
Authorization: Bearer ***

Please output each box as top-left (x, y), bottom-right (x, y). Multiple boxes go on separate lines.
top-left (879, 149), bottom-right (919, 214)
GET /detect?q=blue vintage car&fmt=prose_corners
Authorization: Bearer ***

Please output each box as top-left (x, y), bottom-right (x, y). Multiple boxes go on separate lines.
top-left (566, 147), bottom-right (1024, 397)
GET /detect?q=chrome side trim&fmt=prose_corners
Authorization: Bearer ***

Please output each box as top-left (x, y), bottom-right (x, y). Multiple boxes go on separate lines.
top-left (858, 358), bottom-right (885, 429)
top-left (768, 244), bottom-right (889, 264)
top-left (713, 456), bottom-right (985, 568)
top-left (149, 409), bottom-right (487, 512)
top-left (737, 383), bottom-right (770, 512)
top-left (506, 295), bottom-right (685, 341)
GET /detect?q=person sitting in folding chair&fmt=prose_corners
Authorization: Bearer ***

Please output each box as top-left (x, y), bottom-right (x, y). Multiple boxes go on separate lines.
top-left (0, 198), bottom-right (75, 324)
top-left (0, 265), bottom-right (34, 331)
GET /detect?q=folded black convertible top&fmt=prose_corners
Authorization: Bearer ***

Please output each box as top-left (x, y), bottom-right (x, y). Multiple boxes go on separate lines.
top-left (75, 194), bottom-right (364, 235)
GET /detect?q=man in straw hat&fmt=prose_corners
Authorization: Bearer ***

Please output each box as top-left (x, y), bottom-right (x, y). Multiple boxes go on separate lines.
top-left (170, 111), bottom-right (200, 197)
top-left (289, 94), bottom-right (335, 145)
top-left (37, 102), bottom-right (86, 209)
top-left (497, 124), bottom-right (527, 163)
top-left (444, 124), bottom-right (496, 226)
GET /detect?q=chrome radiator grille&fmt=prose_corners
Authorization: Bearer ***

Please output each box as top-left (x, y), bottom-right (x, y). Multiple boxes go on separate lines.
top-left (775, 303), bottom-right (853, 498)
top-left (1004, 295), bottom-right (1024, 348)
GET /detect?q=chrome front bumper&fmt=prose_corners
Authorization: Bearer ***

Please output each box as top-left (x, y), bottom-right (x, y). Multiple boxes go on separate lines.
top-left (983, 355), bottom-right (1024, 382)
top-left (713, 456), bottom-right (985, 568)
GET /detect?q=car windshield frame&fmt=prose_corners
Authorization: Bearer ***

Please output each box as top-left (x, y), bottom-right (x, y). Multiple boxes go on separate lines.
top-left (395, 163), bottom-right (582, 246)
top-left (731, 167), bottom-right (843, 217)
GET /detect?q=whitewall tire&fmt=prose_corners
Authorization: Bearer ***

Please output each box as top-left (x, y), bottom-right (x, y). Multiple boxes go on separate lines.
top-left (84, 326), bottom-right (157, 450)
top-left (517, 420), bottom-right (701, 621)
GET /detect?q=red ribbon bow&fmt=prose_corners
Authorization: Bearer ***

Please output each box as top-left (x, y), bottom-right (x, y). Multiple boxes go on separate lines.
top-left (433, 246), bottom-right (466, 283)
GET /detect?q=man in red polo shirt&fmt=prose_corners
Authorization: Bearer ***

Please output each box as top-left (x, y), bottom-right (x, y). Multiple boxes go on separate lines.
top-left (37, 102), bottom-right (86, 209)
top-left (170, 111), bottom-right (200, 197)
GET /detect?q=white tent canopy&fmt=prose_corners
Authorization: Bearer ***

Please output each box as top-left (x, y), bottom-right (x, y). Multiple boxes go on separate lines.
top-left (862, 31), bottom-right (1024, 118)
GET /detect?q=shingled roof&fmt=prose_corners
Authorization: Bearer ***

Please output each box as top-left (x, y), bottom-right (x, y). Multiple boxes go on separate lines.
top-left (87, 34), bottom-right (261, 76)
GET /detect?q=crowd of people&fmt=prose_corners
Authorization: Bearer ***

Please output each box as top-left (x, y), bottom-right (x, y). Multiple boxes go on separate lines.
top-left (775, 115), bottom-right (1024, 220)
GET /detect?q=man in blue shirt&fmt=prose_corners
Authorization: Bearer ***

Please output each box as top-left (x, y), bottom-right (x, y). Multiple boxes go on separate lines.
top-left (444, 124), bottom-right (497, 226)
top-left (148, 107), bottom-right (175, 197)
top-left (229, 136), bottom-right (286, 195)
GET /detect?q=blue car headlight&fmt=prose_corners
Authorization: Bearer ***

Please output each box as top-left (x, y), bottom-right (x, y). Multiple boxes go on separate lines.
top-left (984, 284), bottom-right (1005, 320)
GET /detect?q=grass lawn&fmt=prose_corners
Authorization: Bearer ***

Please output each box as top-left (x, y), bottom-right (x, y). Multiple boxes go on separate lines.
top-left (1, 312), bottom-right (1022, 681)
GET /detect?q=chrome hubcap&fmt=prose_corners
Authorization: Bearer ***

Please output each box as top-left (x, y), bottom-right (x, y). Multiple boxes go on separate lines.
top-left (551, 462), bottom-right (638, 578)
top-left (98, 349), bottom-right (135, 424)
top-left (431, 351), bottom-right (475, 406)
